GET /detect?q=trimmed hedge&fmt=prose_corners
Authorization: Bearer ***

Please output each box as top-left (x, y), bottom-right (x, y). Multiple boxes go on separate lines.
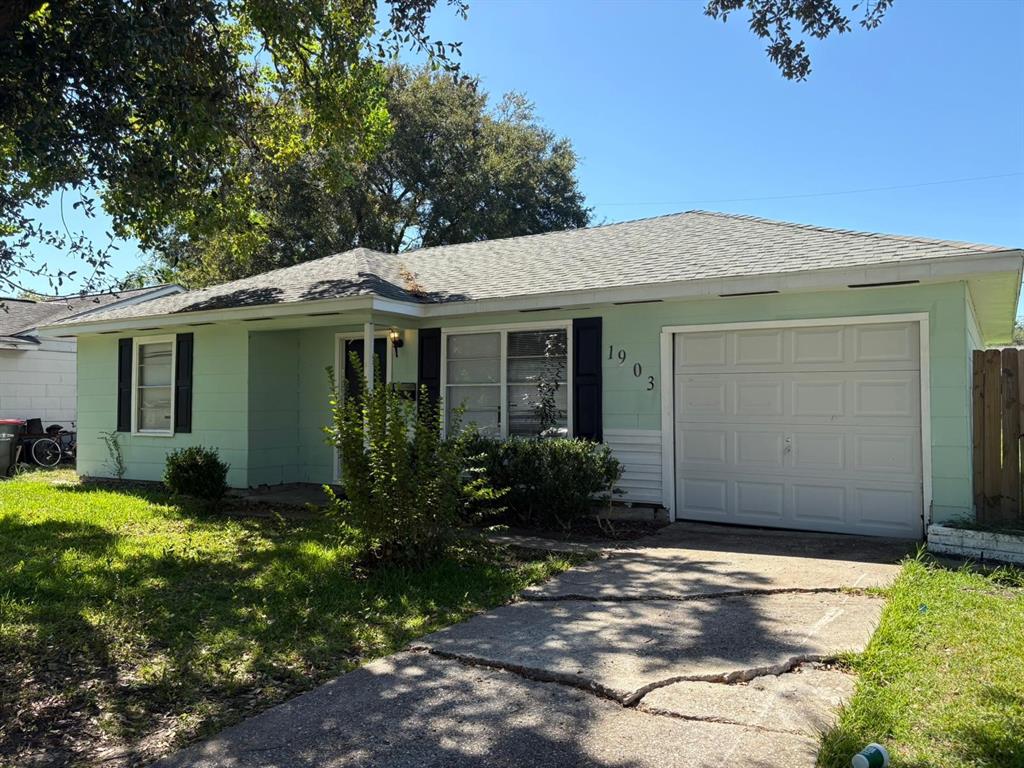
top-left (467, 435), bottom-right (622, 530)
top-left (163, 446), bottom-right (229, 501)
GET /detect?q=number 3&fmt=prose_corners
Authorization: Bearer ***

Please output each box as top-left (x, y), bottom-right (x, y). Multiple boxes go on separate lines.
top-left (646, 375), bottom-right (655, 391)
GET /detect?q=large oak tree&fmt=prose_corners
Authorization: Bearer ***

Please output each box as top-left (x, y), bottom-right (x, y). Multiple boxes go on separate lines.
top-left (146, 66), bottom-right (591, 287)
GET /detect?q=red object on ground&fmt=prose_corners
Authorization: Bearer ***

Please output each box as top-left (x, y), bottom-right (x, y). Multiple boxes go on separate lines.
top-left (0, 419), bottom-right (24, 424)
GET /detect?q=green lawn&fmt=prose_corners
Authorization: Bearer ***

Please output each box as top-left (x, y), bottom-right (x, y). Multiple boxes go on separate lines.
top-left (0, 470), bottom-right (577, 767)
top-left (818, 557), bottom-right (1024, 768)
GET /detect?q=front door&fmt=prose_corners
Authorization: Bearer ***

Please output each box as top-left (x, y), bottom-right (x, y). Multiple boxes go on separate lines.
top-left (342, 337), bottom-right (389, 398)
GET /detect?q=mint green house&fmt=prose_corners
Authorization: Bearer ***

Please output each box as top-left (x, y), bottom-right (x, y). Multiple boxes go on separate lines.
top-left (44, 211), bottom-right (1022, 538)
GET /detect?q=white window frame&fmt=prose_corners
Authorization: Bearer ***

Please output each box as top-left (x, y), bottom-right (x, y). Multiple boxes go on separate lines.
top-left (333, 331), bottom-right (395, 391)
top-left (440, 320), bottom-right (573, 438)
top-left (332, 332), bottom-right (394, 483)
top-left (131, 335), bottom-right (177, 437)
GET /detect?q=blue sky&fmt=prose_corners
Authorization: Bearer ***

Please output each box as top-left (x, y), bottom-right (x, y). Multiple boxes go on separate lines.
top-left (18, 0), bottom-right (1024, 294)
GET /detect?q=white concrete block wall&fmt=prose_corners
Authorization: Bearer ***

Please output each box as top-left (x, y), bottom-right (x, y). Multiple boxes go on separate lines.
top-left (0, 338), bottom-right (78, 425)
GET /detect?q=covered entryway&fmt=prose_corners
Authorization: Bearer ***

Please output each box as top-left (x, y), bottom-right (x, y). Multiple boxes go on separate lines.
top-left (670, 319), bottom-right (925, 537)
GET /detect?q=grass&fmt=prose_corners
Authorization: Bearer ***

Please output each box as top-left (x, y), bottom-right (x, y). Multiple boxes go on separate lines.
top-left (818, 556), bottom-right (1024, 768)
top-left (0, 469), bottom-right (579, 767)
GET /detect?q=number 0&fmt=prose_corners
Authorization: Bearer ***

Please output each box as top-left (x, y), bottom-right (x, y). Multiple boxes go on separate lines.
top-left (633, 362), bottom-right (642, 377)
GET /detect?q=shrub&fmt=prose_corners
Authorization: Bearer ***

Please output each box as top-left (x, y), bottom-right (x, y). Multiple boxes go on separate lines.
top-left (467, 434), bottom-right (622, 531)
top-left (163, 446), bottom-right (230, 501)
top-left (326, 359), bottom-right (478, 566)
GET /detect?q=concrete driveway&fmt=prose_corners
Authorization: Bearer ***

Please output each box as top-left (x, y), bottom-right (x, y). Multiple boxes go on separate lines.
top-left (155, 523), bottom-right (912, 768)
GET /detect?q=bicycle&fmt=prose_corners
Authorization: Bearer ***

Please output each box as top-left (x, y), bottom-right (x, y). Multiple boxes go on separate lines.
top-left (15, 423), bottom-right (76, 470)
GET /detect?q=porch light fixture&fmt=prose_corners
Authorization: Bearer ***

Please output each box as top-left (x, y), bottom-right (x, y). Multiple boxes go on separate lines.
top-left (388, 328), bottom-right (404, 354)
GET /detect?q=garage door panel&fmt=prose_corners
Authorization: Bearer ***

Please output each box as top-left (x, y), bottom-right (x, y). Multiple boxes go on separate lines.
top-left (736, 431), bottom-right (786, 467)
top-left (791, 432), bottom-right (845, 471)
top-left (855, 486), bottom-right (921, 533)
top-left (679, 477), bottom-right (728, 515)
top-left (678, 429), bottom-right (728, 464)
top-left (791, 327), bottom-right (846, 364)
top-left (736, 480), bottom-right (785, 520)
top-left (734, 330), bottom-right (784, 365)
top-left (674, 321), bottom-right (923, 538)
top-left (852, 323), bottom-right (919, 365)
top-left (853, 378), bottom-right (916, 419)
top-left (853, 433), bottom-right (919, 475)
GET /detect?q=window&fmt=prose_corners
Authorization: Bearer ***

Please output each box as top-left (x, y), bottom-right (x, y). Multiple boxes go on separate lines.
top-left (444, 326), bottom-right (570, 438)
top-left (507, 329), bottom-right (568, 436)
top-left (133, 338), bottom-right (175, 434)
top-left (446, 332), bottom-right (501, 436)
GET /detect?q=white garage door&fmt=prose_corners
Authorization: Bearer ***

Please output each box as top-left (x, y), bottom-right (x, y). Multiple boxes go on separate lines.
top-left (673, 321), bottom-right (923, 538)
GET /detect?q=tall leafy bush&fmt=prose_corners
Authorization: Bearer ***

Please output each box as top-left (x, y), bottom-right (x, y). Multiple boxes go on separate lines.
top-left (326, 360), bottom-right (475, 566)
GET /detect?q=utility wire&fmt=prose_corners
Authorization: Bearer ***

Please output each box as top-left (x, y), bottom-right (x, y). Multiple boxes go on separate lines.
top-left (594, 171), bottom-right (1024, 207)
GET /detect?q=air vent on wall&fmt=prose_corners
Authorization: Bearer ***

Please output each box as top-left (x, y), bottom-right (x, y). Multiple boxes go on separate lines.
top-left (613, 299), bottom-right (663, 306)
top-left (847, 280), bottom-right (920, 289)
top-left (718, 290), bottom-right (780, 298)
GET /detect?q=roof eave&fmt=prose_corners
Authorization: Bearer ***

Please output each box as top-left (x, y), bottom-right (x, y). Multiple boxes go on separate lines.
top-left (38, 250), bottom-right (1024, 336)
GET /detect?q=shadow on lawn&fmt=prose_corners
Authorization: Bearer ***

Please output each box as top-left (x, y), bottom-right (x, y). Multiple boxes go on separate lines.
top-left (0, 505), bottom-right (509, 768)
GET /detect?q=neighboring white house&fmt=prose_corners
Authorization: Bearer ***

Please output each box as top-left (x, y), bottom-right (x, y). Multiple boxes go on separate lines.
top-left (0, 285), bottom-right (182, 425)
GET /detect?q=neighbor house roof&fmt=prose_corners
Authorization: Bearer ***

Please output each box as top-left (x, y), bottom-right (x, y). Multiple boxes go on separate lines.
top-left (1, 284), bottom-right (182, 341)
top-left (46, 210), bottom-right (1020, 327)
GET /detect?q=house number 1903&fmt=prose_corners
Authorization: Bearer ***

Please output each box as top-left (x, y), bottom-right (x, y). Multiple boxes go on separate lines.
top-left (609, 346), bottom-right (655, 390)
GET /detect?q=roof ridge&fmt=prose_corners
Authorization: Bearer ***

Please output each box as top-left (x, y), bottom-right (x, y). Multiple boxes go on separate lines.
top-left (42, 283), bottom-right (176, 302)
top-left (687, 210), bottom-right (1011, 251)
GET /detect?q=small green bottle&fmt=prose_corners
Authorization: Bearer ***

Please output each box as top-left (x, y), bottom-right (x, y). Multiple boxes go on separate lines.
top-left (851, 743), bottom-right (890, 768)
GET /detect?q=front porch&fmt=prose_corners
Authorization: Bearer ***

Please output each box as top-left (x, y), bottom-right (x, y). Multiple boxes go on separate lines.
top-left (246, 312), bottom-right (421, 488)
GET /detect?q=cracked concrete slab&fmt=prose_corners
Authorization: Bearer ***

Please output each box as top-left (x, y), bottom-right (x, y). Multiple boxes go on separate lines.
top-left (153, 652), bottom-right (819, 768)
top-left (637, 664), bottom-right (856, 736)
top-left (524, 522), bottom-right (910, 601)
top-left (416, 591), bottom-right (882, 703)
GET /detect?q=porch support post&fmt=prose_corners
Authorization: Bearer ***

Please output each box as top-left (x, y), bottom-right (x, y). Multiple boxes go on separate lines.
top-left (363, 321), bottom-right (375, 392)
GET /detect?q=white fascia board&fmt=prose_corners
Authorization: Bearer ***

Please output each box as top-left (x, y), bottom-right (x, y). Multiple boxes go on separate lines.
top-left (0, 336), bottom-right (38, 349)
top-left (37, 294), bottom-right (411, 336)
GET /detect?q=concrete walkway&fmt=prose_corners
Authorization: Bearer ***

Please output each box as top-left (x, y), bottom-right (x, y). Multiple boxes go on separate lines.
top-left (155, 523), bottom-right (912, 768)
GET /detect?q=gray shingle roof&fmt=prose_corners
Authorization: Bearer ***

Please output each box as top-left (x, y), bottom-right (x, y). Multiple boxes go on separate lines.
top-left (52, 211), bottom-right (1017, 326)
top-left (1, 285), bottom-right (178, 338)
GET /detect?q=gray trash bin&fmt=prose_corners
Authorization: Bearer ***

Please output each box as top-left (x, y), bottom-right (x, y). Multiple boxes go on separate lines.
top-left (0, 419), bottom-right (23, 477)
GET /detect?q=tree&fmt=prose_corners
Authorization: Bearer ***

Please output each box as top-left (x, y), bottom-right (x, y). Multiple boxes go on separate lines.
top-left (705, 0), bottom-right (895, 80)
top-left (0, 0), bottom-right (464, 295)
top-left (150, 66), bottom-right (591, 287)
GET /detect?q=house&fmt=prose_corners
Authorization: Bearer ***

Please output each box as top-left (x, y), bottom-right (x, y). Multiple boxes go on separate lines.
top-left (42, 211), bottom-right (1022, 538)
top-left (1, 285), bottom-right (182, 425)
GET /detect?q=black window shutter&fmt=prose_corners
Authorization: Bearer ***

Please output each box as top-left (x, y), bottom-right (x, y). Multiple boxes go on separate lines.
top-left (417, 328), bottom-right (442, 409)
top-left (116, 338), bottom-right (133, 432)
top-left (572, 317), bottom-right (603, 442)
top-left (174, 333), bottom-right (194, 433)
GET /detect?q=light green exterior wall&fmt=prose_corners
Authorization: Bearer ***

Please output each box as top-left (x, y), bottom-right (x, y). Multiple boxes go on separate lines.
top-left (75, 281), bottom-right (977, 524)
top-left (435, 282), bottom-right (974, 523)
top-left (77, 325), bottom-right (251, 487)
top-left (248, 330), bottom-right (300, 486)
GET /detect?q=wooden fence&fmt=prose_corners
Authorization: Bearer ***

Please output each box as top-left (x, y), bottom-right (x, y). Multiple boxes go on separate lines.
top-left (972, 348), bottom-right (1024, 524)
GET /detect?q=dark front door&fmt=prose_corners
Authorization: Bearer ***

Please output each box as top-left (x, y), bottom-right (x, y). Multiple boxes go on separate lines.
top-left (343, 338), bottom-right (388, 399)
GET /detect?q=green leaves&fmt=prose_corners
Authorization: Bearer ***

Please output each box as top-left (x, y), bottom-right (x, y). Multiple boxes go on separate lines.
top-left (0, 0), bottom-right (461, 294)
top-left (151, 64), bottom-right (592, 287)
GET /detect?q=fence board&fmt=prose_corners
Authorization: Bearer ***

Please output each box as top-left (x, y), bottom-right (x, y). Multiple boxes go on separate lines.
top-left (982, 349), bottom-right (1002, 522)
top-left (1001, 348), bottom-right (1020, 523)
top-left (973, 350), bottom-right (985, 513)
